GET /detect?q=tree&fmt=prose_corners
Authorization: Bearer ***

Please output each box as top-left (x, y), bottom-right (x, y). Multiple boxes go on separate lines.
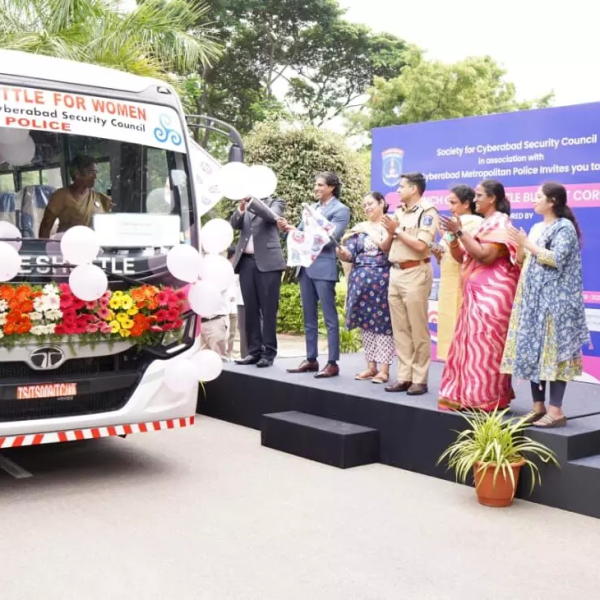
top-left (0, 0), bottom-right (220, 79)
top-left (245, 120), bottom-right (369, 236)
top-left (196, 0), bottom-right (407, 133)
top-left (287, 24), bottom-right (408, 126)
top-left (351, 50), bottom-right (554, 132)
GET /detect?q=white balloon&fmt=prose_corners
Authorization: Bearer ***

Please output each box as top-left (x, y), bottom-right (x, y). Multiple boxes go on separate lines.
top-left (69, 264), bottom-right (108, 301)
top-left (0, 221), bottom-right (22, 251)
top-left (187, 280), bottom-right (222, 316)
top-left (198, 254), bottom-right (235, 292)
top-left (146, 187), bottom-right (172, 214)
top-left (171, 169), bottom-right (187, 187)
top-left (0, 135), bottom-right (35, 167)
top-left (164, 359), bottom-right (198, 393)
top-left (45, 232), bottom-right (64, 256)
top-left (166, 244), bottom-right (201, 283)
top-left (191, 349), bottom-right (223, 382)
top-left (0, 242), bottom-right (21, 282)
top-left (0, 127), bottom-right (30, 145)
top-left (248, 165), bottom-right (278, 199)
top-left (60, 226), bottom-right (100, 265)
top-left (201, 218), bottom-right (234, 255)
top-left (217, 162), bottom-right (251, 201)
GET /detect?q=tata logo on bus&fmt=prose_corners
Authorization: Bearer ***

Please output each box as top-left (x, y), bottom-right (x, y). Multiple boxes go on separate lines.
top-left (30, 346), bottom-right (65, 370)
top-left (382, 148), bottom-right (404, 188)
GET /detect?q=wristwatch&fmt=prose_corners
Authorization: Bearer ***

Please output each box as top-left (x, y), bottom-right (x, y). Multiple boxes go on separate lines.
top-left (456, 229), bottom-right (464, 238)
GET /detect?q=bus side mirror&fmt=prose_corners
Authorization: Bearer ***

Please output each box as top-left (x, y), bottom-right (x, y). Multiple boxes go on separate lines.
top-left (228, 144), bottom-right (244, 163)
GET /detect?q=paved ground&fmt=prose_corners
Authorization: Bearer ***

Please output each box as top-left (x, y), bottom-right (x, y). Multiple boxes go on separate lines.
top-left (2, 416), bottom-right (600, 600)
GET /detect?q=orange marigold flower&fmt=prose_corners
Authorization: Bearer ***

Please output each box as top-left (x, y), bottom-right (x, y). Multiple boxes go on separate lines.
top-left (16, 322), bottom-right (31, 335)
top-left (20, 300), bottom-right (34, 313)
top-left (0, 284), bottom-right (15, 300)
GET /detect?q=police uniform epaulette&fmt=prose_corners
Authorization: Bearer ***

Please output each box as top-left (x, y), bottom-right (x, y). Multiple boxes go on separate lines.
top-left (420, 199), bottom-right (437, 213)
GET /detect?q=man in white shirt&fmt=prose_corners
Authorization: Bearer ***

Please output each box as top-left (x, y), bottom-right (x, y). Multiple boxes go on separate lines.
top-left (226, 246), bottom-right (247, 360)
top-left (199, 288), bottom-right (229, 359)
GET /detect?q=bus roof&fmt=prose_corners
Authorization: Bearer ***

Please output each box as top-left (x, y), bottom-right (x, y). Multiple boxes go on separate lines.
top-left (0, 49), bottom-right (168, 94)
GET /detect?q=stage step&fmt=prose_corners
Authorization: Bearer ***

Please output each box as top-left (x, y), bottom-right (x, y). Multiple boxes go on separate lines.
top-left (261, 411), bottom-right (379, 469)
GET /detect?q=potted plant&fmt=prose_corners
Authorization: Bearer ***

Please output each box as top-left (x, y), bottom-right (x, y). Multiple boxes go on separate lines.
top-left (438, 409), bottom-right (559, 507)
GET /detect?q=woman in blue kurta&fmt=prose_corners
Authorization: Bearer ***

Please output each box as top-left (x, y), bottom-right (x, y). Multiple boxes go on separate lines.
top-left (502, 182), bottom-right (590, 428)
top-left (337, 192), bottom-right (394, 384)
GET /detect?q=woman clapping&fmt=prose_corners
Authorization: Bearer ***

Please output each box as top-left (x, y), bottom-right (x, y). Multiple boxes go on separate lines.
top-left (501, 182), bottom-right (590, 428)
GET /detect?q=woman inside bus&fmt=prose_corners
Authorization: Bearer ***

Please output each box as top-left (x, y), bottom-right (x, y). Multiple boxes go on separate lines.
top-left (39, 154), bottom-right (112, 237)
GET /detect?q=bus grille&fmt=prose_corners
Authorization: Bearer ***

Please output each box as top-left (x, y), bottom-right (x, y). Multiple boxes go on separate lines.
top-left (0, 348), bottom-right (146, 382)
top-left (0, 348), bottom-right (151, 422)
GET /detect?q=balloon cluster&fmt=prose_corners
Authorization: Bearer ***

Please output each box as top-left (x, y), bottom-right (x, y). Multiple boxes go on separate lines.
top-left (0, 127), bottom-right (36, 167)
top-left (161, 161), bottom-right (278, 393)
top-left (217, 162), bottom-right (278, 201)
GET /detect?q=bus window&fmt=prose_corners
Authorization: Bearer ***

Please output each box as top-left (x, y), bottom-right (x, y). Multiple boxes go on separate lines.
top-left (145, 147), bottom-right (173, 215)
top-left (0, 173), bottom-right (15, 193)
top-left (95, 162), bottom-right (111, 195)
top-left (21, 169), bottom-right (40, 187)
top-left (41, 167), bottom-right (63, 188)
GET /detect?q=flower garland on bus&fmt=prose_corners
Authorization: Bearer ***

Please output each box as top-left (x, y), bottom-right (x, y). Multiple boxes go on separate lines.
top-left (0, 283), bottom-right (187, 345)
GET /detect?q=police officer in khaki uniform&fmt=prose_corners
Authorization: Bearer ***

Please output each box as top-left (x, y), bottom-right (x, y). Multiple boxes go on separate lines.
top-left (381, 172), bottom-right (439, 395)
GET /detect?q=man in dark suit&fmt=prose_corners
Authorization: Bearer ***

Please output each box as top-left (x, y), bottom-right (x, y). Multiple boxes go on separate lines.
top-left (231, 195), bottom-right (285, 368)
top-left (277, 172), bottom-right (350, 378)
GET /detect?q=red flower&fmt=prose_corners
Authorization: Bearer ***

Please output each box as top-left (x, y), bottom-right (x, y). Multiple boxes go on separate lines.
top-left (155, 309), bottom-right (170, 322)
top-left (62, 308), bottom-right (77, 322)
top-left (72, 298), bottom-right (85, 311)
top-left (54, 324), bottom-right (66, 335)
top-left (60, 295), bottom-right (74, 310)
top-left (156, 290), bottom-right (171, 306)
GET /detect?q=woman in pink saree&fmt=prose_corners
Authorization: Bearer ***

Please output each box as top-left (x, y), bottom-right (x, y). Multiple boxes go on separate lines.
top-left (438, 180), bottom-right (520, 411)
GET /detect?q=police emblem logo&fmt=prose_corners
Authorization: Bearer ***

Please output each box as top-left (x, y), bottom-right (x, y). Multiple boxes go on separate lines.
top-left (382, 148), bottom-right (404, 188)
top-left (422, 215), bottom-right (434, 227)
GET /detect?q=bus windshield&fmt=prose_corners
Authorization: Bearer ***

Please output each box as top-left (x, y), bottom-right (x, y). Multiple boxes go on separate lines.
top-left (0, 84), bottom-right (194, 281)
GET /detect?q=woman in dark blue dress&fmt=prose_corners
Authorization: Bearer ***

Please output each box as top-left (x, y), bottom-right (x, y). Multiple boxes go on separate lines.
top-left (337, 192), bottom-right (394, 384)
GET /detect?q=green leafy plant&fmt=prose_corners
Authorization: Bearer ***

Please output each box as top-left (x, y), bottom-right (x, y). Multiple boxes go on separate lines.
top-left (437, 409), bottom-right (559, 494)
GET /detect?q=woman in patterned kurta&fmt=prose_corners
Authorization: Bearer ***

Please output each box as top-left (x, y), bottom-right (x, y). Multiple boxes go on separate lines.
top-left (502, 182), bottom-right (590, 428)
top-left (337, 193), bottom-right (394, 384)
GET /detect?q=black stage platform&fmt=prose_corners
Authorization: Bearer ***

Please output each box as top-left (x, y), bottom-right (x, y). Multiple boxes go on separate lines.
top-left (199, 354), bottom-right (600, 518)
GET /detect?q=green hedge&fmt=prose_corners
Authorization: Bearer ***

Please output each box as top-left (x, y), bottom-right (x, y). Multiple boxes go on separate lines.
top-left (277, 279), bottom-right (362, 353)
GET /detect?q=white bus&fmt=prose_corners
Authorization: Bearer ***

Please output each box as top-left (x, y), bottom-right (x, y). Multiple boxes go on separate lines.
top-left (0, 50), bottom-right (235, 448)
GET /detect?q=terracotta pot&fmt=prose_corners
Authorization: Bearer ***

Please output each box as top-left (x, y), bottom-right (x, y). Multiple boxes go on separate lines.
top-left (473, 460), bottom-right (525, 507)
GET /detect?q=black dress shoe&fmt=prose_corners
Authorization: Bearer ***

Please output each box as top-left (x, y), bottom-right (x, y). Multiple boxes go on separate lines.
top-left (235, 355), bottom-right (260, 365)
top-left (256, 358), bottom-right (274, 368)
